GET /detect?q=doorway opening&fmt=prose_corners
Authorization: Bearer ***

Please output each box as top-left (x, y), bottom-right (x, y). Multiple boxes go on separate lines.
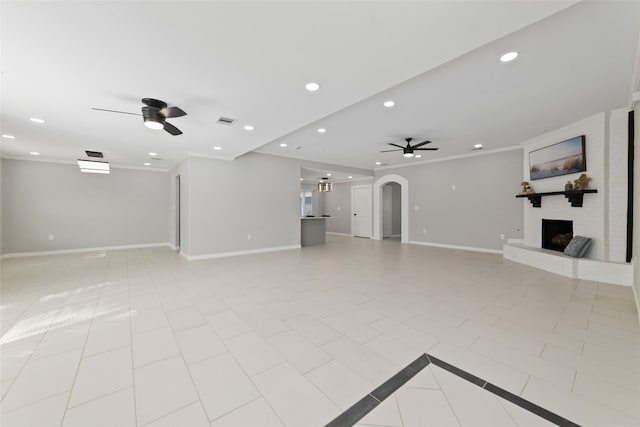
top-left (382, 183), bottom-right (402, 241)
top-left (175, 175), bottom-right (181, 252)
top-left (373, 174), bottom-right (409, 243)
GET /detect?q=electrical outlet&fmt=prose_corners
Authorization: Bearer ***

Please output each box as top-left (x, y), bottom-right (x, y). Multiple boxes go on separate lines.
top-left (452, 184), bottom-right (456, 190)
top-left (48, 234), bottom-right (54, 241)
top-left (414, 205), bottom-right (419, 211)
top-left (336, 206), bottom-right (341, 211)
top-left (422, 228), bottom-right (427, 235)
top-left (500, 234), bottom-right (505, 240)
top-left (247, 234), bottom-right (252, 240)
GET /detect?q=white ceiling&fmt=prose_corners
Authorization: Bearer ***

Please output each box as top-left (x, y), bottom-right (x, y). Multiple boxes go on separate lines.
top-left (260, 1), bottom-right (640, 170)
top-left (0, 1), bottom-right (581, 171)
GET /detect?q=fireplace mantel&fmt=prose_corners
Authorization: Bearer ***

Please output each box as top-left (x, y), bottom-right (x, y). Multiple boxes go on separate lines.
top-left (515, 189), bottom-right (597, 208)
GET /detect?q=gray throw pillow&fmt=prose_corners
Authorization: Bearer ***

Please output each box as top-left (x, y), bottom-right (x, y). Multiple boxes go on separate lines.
top-left (564, 236), bottom-right (592, 258)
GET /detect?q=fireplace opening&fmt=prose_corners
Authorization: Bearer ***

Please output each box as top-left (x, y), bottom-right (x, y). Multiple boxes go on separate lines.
top-left (542, 219), bottom-right (573, 252)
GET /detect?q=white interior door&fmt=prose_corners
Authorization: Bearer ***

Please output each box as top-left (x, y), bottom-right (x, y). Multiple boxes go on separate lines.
top-left (352, 186), bottom-right (372, 238)
top-left (382, 185), bottom-right (392, 238)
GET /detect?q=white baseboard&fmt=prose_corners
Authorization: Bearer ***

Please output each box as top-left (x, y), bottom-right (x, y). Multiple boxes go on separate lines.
top-left (187, 244), bottom-right (301, 261)
top-left (1, 243), bottom-right (173, 259)
top-left (391, 234), bottom-right (401, 238)
top-left (506, 238), bottom-right (524, 245)
top-left (409, 240), bottom-right (503, 255)
top-left (326, 232), bottom-right (353, 237)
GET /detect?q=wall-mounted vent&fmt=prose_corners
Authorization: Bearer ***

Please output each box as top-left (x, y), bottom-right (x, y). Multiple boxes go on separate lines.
top-left (85, 150), bottom-right (103, 158)
top-left (216, 116), bottom-right (236, 125)
top-left (150, 157), bottom-right (163, 161)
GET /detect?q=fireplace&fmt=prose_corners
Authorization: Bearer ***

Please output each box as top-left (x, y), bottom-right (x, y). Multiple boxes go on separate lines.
top-left (542, 219), bottom-right (573, 252)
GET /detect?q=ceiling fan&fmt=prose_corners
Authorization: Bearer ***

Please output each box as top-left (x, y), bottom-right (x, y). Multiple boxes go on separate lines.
top-left (92, 98), bottom-right (187, 135)
top-left (380, 138), bottom-right (439, 158)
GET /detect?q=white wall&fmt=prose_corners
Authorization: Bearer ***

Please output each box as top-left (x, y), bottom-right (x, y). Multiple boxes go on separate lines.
top-left (375, 149), bottom-right (524, 251)
top-left (1, 159), bottom-right (170, 254)
top-left (609, 108), bottom-right (631, 262)
top-left (634, 108), bottom-right (640, 318)
top-left (520, 110), bottom-right (629, 262)
top-left (187, 153), bottom-right (301, 257)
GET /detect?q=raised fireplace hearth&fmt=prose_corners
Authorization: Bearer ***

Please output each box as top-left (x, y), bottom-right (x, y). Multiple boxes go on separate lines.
top-left (542, 219), bottom-right (573, 252)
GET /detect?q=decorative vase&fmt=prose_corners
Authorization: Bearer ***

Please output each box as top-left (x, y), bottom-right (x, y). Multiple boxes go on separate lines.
top-left (564, 181), bottom-right (573, 192)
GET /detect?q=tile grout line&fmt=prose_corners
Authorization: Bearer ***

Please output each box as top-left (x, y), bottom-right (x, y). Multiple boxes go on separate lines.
top-left (59, 261), bottom-right (104, 427)
top-left (126, 251), bottom-right (140, 427)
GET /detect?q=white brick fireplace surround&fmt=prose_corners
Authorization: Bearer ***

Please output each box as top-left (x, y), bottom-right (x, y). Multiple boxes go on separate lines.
top-left (503, 109), bottom-right (634, 286)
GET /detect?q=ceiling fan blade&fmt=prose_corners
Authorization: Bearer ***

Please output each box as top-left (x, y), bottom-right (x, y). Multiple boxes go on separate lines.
top-left (387, 143), bottom-right (405, 149)
top-left (91, 107), bottom-right (141, 116)
top-left (412, 140), bottom-right (432, 148)
top-left (163, 121), bottom-right (183, 136)
top-left (162, 106), bottom-right (187, 118)
top-left (380, 149), bottom-right (403, 152)
top-left (142, 98), bottom-right (167, 109)
top-left (414, 147), bottom-right (439, 150)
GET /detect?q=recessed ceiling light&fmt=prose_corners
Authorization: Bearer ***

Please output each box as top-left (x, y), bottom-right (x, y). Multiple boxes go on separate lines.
top-left (317, 128), bottom-right (326, 134)
top-left (305, 82), bottom-right (320, 92)
top-left (244, 125), bottom-right (254, 131)
top-left (500, 51), bottom-right (518, 62)
top-left (149, 152), bottom-right (157, 156)
top-left (383, 100), bottom-right (395, 108)
top-left (348, 176), bottom-right (353, 179)
top-left (144, 162), bottom-right (151, 166)
top-left (30, 118), bottom-right (45, 124)
top-left (375, 161), bottom-right (381, 165)
top-left (280, 143), bottom-right (287, 147)
top-left (213, 146), bottom-right (222, 151)
top-left (415, 154), bottom-right (422, 158)
top-left (2, 134), bottom-right (15, 139)
top-left (300, 178), bottom-right (304, 181)
top-left (326, 173), bottom-right (332, 177)
top-left (30, 151), bottom-right (40, 155)
top-left (474, 143), bottom-right (483, 149)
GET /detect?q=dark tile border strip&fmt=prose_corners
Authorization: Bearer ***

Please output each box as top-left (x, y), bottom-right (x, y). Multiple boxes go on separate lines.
top-left (325, 354), bottom-right (428, 427)
top-left (324, 353), bottom-right (581, 427)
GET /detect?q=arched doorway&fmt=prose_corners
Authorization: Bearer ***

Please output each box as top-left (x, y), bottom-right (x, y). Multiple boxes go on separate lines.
top-left (373, 174), bottom-right (409, 243)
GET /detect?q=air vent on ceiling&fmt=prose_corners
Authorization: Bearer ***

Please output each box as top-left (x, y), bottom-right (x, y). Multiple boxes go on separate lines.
top-left (85, 150), bottom-right (103, 158)
top-left (216, 116), bottom-right (236, 125)
top-left (150, 157), bottom-right (163, 161)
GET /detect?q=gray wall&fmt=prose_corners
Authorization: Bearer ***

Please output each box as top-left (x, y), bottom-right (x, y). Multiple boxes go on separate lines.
top-left (1, 159), bottom-right (170, 254)
top-left (323, 179), bottom-right (373, 235)
top-left (376, 149), bottom-right (524, 251)
top-left (188, 153), bottom-right (301, 256)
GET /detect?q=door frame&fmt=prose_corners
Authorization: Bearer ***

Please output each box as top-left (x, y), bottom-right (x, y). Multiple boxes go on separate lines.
top-left (351, 184), bottom-right (372, 238)
top-left (373, 174), bottom-right (409, 243)
top-left (175, 174), bottom-right (181, 251)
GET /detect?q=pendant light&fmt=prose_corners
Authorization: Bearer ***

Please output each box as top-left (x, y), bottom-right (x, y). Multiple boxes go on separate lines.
top-left (318, 177), bottom-right (332, 192)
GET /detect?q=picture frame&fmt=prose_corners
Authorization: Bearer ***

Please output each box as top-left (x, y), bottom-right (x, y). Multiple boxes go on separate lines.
top-left (529, 135), bottom-right (586, 181)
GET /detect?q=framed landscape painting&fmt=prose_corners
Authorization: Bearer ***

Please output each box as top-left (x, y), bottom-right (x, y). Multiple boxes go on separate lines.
top-left (529, 135), bottom-right (586, 180)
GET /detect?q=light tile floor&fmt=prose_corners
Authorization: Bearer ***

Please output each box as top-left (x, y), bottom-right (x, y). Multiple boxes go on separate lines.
top-left (1, 235), bottom-right (639, 426)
